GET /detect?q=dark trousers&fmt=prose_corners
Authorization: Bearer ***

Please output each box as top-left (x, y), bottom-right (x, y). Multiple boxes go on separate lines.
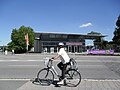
top-left (57, 62), bottom-right (67, 80)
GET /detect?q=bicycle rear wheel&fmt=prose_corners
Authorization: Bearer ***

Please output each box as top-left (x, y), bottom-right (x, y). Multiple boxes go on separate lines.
top-left (37, 68), bottom-right (54, 85)
top-left (65, 69), bottom-right (81, 87)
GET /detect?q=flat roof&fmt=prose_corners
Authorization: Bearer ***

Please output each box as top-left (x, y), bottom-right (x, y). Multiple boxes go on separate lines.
top-left (35, 31), bottom-right (106, 38)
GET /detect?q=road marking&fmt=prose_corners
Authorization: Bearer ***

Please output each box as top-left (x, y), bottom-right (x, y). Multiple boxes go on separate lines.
top-left (78, 65), bottom-right (105, 67)
top-left (0, 59), bottom-right (102, 62)
top-left (27, 60), bottom-right (38, 61)
top-left (1, 59), bottom-right (120, 63)
top-left (11, 60), bottom-right (19, 61)
top-left (83, 79), bottom-right (120, 82)
top-left (0, 60), bottom-right (42, 62)
top-left (0, 78), bottom-right (120, 82)
top-left (8, 65), bottom-right (40, 67)
top-left (0, 78), bottom-right (30, 81)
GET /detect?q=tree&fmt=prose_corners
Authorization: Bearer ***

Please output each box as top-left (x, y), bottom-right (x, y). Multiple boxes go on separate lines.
top-left (8, 26), bottom-right (34, 53)
top-left (112, 15), bottom-right (120, 52)
top-left (87, 31), bottom-right (102, 35)
top-left (93, 38), bottom-right (108, 50)
top-left (87, 31), bottom-right (108, 49)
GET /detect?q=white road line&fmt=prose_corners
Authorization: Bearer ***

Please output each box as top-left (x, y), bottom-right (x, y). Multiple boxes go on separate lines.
top-left (8, 65), bottom-right (40, 67)
top-left (28, 60), bottom-right (39, 61)
top-left (83, 79), bottom-right (120, 82)
top-left (11, 60), bottom-right (19, 61)
top-left (0, 79), bottom-right (30, 81)
top-left (0, 78), bottom-right (120, 82)
top-left (78, 65), bottom-right (105, 67)
top-left (0, 60), bottom-right (43, 62)
top-left (0, 59), bottom-right (102, 62)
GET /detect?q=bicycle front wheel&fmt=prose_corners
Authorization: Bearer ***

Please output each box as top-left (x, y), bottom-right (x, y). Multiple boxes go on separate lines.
top-left (37, 68), bottom-right (54, 85)
top-left (65, 69), bottom-right (81, 87)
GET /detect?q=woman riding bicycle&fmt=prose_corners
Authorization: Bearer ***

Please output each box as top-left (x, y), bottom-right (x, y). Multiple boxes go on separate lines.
top-left (51, 42), bottom-right (70, 85)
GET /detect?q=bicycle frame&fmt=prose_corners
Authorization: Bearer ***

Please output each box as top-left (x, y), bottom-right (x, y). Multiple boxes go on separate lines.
top-left (45, 58), bottom-right (79, 77)
top-left (46, 59), bottom-right (61, 79)
top-left (50, 66), bottom-right (59, 77)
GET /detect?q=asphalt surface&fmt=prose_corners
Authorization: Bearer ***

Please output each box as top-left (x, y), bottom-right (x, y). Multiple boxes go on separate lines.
top-left (0, 80), bottom-right (27, 90)
top-left (0, 53), bottom-right (120, 90)
top-left (17, 79), bottom-right (120, 90)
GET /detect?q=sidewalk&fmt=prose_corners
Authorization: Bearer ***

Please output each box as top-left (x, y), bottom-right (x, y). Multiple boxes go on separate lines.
top-left (17, 79), bottom-right (120, 90)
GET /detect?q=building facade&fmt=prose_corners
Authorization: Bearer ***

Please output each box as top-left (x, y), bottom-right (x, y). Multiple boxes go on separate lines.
top-left (34, 32), bottom-right (105, 53)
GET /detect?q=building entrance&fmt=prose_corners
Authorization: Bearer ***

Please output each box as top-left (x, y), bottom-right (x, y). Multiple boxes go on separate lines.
top-left (67, 45), bottom-right (82, 53)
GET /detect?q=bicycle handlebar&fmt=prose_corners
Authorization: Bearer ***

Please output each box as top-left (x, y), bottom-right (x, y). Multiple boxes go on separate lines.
top-left (46, 59), bottom-right (53, 67)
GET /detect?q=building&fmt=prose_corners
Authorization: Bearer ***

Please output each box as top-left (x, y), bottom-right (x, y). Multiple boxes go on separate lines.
top-left (34, 32), bottom-right (105, 53)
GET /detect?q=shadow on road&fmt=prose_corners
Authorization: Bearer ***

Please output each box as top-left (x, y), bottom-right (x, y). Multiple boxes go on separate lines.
top-left (32, 78), bottom-right (63, 87)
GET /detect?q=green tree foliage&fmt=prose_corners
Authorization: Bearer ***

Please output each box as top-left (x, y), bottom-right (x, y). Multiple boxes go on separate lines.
top-left (87, 31), bottom-right (102, 35)
top-left (116, 15), bottom-right (120, 27)
top-left (8, 26), bottom-right (34, 53)
top-left (112, 15), bottom-right (120, 52)
top-left (88, 31), bottom-right (108, 49)
top-left (93, 37), bottom-right (108, 50)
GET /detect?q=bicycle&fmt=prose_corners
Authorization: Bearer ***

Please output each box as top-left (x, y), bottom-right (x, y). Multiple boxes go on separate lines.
top-left (37, 58), bottom-right (81, 87)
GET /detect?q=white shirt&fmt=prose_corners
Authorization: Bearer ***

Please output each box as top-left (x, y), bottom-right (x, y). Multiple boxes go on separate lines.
top-left (58, 48), bottom-right (70, 64)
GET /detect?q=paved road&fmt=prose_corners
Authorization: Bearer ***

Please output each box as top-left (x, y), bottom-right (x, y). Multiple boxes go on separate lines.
top-left (0, 54), bottom-right (120, 79)
top-left (0, 80), bottom-right (27, 90)
top-left (17, 79), bottom-right (120, 90)
top-left (0, 54), bottom-right (120, 90)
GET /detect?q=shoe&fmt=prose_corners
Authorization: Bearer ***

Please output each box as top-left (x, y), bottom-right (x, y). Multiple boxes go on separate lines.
top-left (57, 80), bottom-right (64, 85)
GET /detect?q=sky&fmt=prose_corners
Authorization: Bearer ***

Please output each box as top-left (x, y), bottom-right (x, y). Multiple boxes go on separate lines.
top-left (0, 0), bottom-right (120, 45)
